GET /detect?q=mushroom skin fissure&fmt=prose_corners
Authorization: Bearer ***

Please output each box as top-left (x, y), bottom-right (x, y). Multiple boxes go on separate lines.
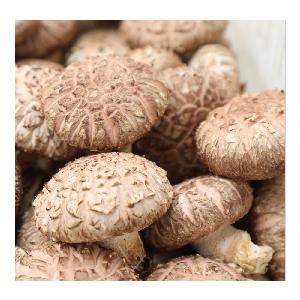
top-left (191, 225), bottom-right (274, 274)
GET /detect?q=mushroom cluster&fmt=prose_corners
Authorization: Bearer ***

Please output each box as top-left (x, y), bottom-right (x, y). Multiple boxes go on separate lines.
top-left (15, 20), bottom-right (285, 281)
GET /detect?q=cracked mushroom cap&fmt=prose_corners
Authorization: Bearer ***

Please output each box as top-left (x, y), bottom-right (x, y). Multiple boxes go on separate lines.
top-left (15, 161), bottom-right (23, 216)
top-left (33, 152), bottom-right (173, 243)
top-left (15, 20), bottom-right (38, 45)
top-left (15, 61), bottom-right (77, 160)
top-left (16, 20), bottom-right (78, 58)
top-left (66, 29), bottom-right (129, 65)
top-left (42, 54), bottom-right (169, 151)
top-left (143, 175), bottom-right (253, 250)
top-left (15, 244), bottom-right (138, 280)
top-left (147, 255), bottom-right (247, 281)
top-left (196, 89), bottom-right (285, 180)
top-left (134, 66), bottom-right (231, 184)
top-left (120, 20), bottom-right (228, 56)
top-left (251, 175), bottom-right (285, 280)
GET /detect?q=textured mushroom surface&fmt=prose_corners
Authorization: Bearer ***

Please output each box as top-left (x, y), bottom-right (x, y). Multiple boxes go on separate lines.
top-left (33, 152), bottom-right (173, 243)
top-left (129, 46), bottom-right (183, 75)
top-left (66, 29), bottom-right (129, 65)
top-left (15, 244), bottom-right (138, 280)
top-left (251, 175), bottom-right (285, 280)
top-left (196, 89), bottom-right (285, 180)
top-left (134, 66), bottom-right (230, 184)
top-left (42, 55), bottom-right (169, 150)
top-left (16, 20), bottom-right (78, 58)
top-left (15, 61), bottom-right (76, 159)
top-left (147, 255), bottom-right (247, 281)
top-left (143, 176), bottom-right (253, 250)
top-left (15, 161), bottom-right (23, 216)
top-left (15, 20), bottom-right (38, 45)
top-left (121, 20), bottom-right (228, 56)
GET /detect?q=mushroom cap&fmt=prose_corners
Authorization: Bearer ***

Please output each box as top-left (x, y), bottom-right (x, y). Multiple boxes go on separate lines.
top-left (15, 244), bottom-right (138, 280)
top-left (147, 255), bottom-right (247, 281)
top-left (66, 29), bottom-right (129, 65)
top-left (134, 66), bottom-right (231, 184)
top-left (15, 20), bottom-right (39, 45)
top-left (196, 89), bottom-right (285, 180)
top-left (129, 46), bottom-right (183, 74)
top-left (42, 54), bottom-right (169, 150)
top-left (15, 61), bottom-right (77, 160)
top-left (16, 20), bottom-right (78, 58)
top-left (15, 161), bottom-right (23, 216)
top-left (33, 152), bottom-right (173, 243)
top-left (251, 175), bottom-right (285, 280)
top-left (143, 175), bottom-right (253, 250)
top-left (120, 20), bottom-right (228, 56)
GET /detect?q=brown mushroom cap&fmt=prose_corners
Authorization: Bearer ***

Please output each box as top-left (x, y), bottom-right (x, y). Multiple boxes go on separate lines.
top-left (134, 66), bottom-right (231, 184)
top-left (196, 89), bottom-right (285, 180)
top-left (42, 54), bottom-right (169, 150)
top-left (15, 244), bottom-right (138, 280)
top-left (120, 20), bottom-right (228, 56)
top-left (15, 161), bottom-right (23, 216)
top-left (129, 46), bottom-right (183, 74)
top-left (147, 255), bottom-right (247, 281)
top-left (251, 175), bottom-right (285, 280)
top-left (33, 152), bottom-right (173, 243)
top-left (15, 61), bottom-right (76, 160)
top-left (143, 175), bottom-right (253, 250)
top-left (15, 20), bottom-right (39, 45)
top-left (66, 29), bottom-right (129, 65)
top-left (16, 20), bottom-right (78, 58)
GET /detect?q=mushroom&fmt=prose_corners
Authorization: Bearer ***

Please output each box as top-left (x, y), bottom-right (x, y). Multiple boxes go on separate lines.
top-left (42, 54), bottom-right (169, 151)
top-left (15, 244), bottom-right (138, 280)
top-left (250, 175), bottom-right (285, 280)
top-left (15, 60), bottom-right (77, 160)
top-left (15, 20), bottom-right (38, 45)
top-left (15, 160), bottom-right (23, 216)
top-left (143, 176), bottom-right (274, 274)
top-left (134, 66), bottom-right (233, 184)
top-left (195, 89), bottom-right (285, 180)
top-left (120, 21), bottom-right (228, 57)
top-left (33, 152), bottom-right (173, 268)
top-left (147, 255), bottom-right (248, 281)
top-left (65, 29), bottom-right (129, 65)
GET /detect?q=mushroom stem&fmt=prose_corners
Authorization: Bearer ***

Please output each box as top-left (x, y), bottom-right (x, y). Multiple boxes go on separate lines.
top-left (98, 231), bottom-right (146, 269)
top-left (191, 225), bottom-right (274, 274)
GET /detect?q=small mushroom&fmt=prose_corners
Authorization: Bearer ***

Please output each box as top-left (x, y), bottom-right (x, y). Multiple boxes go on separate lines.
top-left (15, 244), bottom-right (138, 280)
top-left (143, 176), bottom-right (274, 274)
top-left (15, 20), bottom-right (39, 45)
top-left (15, 160), bottom-right (23, 216)
top-left (147, 255), bottom-right (248, 281)
top-left (250, 175), bottom-right (285, 280)
top-left (195, 89), bottom-right (285, 180)
top-left (33, 152), bottom-right (173, 268)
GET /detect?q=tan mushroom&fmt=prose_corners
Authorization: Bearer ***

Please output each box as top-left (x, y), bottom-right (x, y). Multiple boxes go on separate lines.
top-left (15, 160), bottom-right (23, 216)
top-left (143, 176), bottom-right (274, 274)
top-left (15, 20), bottom-right (39, 45)
top-left (195, 89), bottom-right (285, 180)
top-left (15, 244), bottom-right (138, 280)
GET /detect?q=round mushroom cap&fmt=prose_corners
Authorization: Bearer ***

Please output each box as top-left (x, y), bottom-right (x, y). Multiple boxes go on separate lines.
top-left (134, 66), bottom-right (231, 184)
top-left (66, 29), bottom-right (129, 65)
top-left (120, 20), bottom-right (228, 56)
top-left (33, 152), bottom-right (173, 243)
top-left (15, 244), bottom-right (138, 280)
top-left (129, 46), bottom-right (183, 75)
top-left (16, 20), bottom-right (78, 58)
top-left (42, 54), bottom-right (169, 151)
top-left (15, 61), bottom-right (77, 160)
top-left (147, 255), bottom-right (247, 281)
top-left (143, 175), bottom-right (253, 250)
top-left (15, 20), bottom-right (39, 45)
top-left (251, 175), bottom-right (285, 280)
top-left (196, 89), bottom-right (285, 180)
top-left (15, 161), bottom-right (23, 216)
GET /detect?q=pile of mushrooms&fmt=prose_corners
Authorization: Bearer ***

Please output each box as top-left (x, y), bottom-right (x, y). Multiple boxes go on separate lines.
top-left (15, 20), bottom-right (285, 281)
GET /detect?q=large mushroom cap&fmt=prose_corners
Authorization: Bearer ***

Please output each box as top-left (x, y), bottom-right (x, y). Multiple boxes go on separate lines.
top-left (15, 161), bottom-right (23, 216)
top-left (147, 255), bottom-right (248, 281)
top-left (196, 89), bottom-right (285, 180)
top-left (143, 175), bottom-right (253, 250)
top-left (15, 244), bottom-right (138, 280)
top-left (33, 152), bottom-right (173, 243)
top-left (120, 20), bottom-right (228, 56)
top-left (15, 20), bottom-right (39, 45)
top-left (42, 54), bottom-right (169, 150)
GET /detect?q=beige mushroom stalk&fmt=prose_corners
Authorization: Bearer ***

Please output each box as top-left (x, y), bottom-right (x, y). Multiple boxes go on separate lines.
top-left (143, 176), bottom-right (274, 274)
top-left (33, 152), bottom-right (173, 268)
